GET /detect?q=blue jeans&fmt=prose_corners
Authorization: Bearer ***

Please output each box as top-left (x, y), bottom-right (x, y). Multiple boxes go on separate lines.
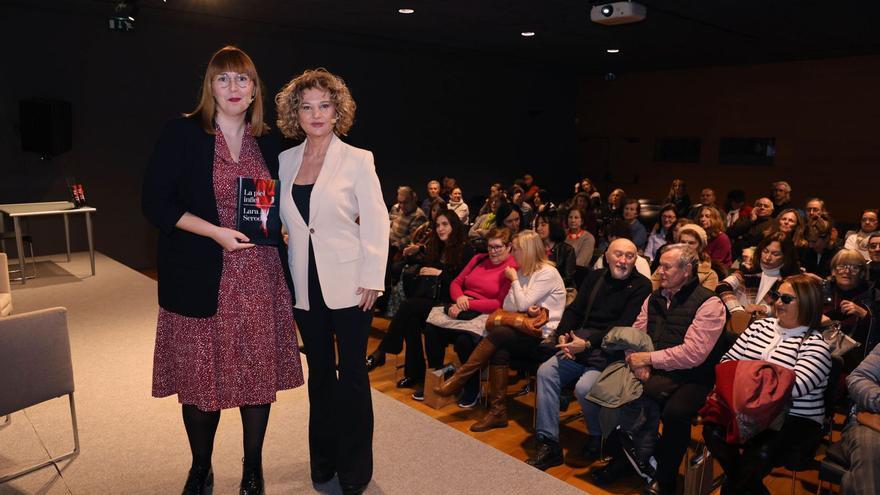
top-left (536, 355), bottom-right (602, 443)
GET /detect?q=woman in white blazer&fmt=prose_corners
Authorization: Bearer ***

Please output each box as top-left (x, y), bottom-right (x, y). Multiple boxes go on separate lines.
top-left (276, 69), bottom-right (388, 495)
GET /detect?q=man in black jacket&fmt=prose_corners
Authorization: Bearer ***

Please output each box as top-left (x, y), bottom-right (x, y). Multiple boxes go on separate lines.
top-left (525, 238), bottom-right (652, 470)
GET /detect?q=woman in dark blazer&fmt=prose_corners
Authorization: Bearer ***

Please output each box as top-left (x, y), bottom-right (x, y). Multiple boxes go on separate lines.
top-left (143, 46), bottom-right (303, 495)
top-left (275, 69), bottom-right (389, 495)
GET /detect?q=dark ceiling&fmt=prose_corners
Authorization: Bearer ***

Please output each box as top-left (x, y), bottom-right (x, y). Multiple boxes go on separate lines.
top-left (22, 0), bottom-right (880, 73)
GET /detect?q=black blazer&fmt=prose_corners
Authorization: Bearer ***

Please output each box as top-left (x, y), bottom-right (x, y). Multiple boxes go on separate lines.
top-left (142, 117), bottom-right (292, 317)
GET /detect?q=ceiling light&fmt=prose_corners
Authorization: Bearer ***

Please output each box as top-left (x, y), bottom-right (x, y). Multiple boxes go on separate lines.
top-left (521, 31), bottom-right (536, 37)
top-left (398, 8), bottom-right (414, 14)
top-left (606, 48), bottom-right (620, 53)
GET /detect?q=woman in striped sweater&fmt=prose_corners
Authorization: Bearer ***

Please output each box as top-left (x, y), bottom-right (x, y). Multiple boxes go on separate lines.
top-left (703, 274), bottom-right (832, 495)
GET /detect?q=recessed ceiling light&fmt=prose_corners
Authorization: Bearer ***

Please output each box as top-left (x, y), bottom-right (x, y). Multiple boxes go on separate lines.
top-left (521, 31), bottom-right (536, 37)
top-left (606, 48), bottom-right (620, 54)
top-left (398, 8), bottom-right (415, 14)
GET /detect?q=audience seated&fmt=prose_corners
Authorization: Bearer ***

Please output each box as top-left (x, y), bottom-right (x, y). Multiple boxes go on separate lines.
top-left (575, 177), bottom-right (603, 211)
top-left (447, 186), bottom-right (470, 225)
top-left (799, 217), bottom-right (839, 278)
top-left (771, 180), bottom-right (796, 214)
top-left (469, 195), bottom-right (505, 241)
top-left (840, 343), bottom-right (880, 495)
top-left (663, 179), bottom-right (691, 219)
top-left (727, 197), bottom-right (775, 255)
top-left (494, 202), bottom-right (525, 234)
top-left (823, 249), bottom-right (880, 374)
top-left (763, 207), bottom-right (808, 249)
top-left (593, 243), bottom-right (726, 495)
top-left (717, 235), bottom-right (801, 321)
top-left (522, 173), bottom-right (539, 202)
top-left (421, 180), bottom-right (442, 214)
top-left (594, 220), bottom-right (652, 279)
top-left (702, 274), bottom-right (832, 495)
top-left (565, 206), bottom-right (596, 269)
top-left (477, 183), bottom-right (506, 216)
top-left (869, 232), bottom-right (880, 283)
top-left (624, 199), bottom-right (648, 252)
top-left (724, 189), bottom-right (750, 227)
top-left (389, 185), bottom-right (428, 254)
top-left (510, 185), bottom-right (534, 228)
top-left (689, 187), bottom-right (720, 221)
top-left (650, 224), bottom-right (718, 291)
top-left (370, 171), bottom-right (876, 492)
top-left (534, 211), bottom-right (577, 289)
top-left (418, 227), bottom-right (516, 403)
top-left (844, 209), bottom-right (879, 261)
top-left (366, 210), bottom-right (474, 385)
top-left (697, 206), bottom-right (733, 268)
top-left (645, 204), bottom-right (677, 263)
top-left (433, 230), bottom-right (566, 431)
top-left (525, 239), bottom-right (651, 470)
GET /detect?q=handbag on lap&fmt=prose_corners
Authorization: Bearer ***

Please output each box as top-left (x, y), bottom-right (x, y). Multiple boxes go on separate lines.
top-left (485, 307), bottom-right (550, 338)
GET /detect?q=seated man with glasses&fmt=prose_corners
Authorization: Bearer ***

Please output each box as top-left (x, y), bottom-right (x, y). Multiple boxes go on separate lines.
top-left (824, 249), bottom-right (880, 373)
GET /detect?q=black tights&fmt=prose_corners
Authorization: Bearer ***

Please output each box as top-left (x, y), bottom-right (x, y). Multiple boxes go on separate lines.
top-left (182, 403), bottom-right (271, 470)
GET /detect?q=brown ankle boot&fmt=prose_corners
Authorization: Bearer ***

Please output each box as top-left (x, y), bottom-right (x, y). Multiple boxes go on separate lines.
top-left (433, 338), bottom-right (497, 397)
top-left (470, 364), bottom-right (509, 432)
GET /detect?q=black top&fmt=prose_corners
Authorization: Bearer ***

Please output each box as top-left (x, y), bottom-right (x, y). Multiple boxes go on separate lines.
top-left (292, 183), bottom-right (314, 223)
top-left (142, 117), bottom-right (289, 317)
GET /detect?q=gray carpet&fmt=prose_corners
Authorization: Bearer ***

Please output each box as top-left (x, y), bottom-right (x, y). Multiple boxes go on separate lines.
top-left (1, 252), bottom-right (588, 494)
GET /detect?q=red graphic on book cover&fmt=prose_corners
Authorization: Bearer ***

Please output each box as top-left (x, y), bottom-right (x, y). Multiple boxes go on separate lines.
top-left (254, 178), bottom-right (276, 237)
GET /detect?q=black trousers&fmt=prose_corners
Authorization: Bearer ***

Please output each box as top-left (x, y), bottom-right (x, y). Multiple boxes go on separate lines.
top-left (423, 323), bottom-right (481, 370)
top-left (484, 325), bottom-right (545, 366)
top-left (703, 415), bottom-right (822, 495)
top-left (376, 296), bottom-right (437, 380)
top-left (293, 244), bottom-right (373, 485)
top-left (644, 377), bottom-right (711, 487)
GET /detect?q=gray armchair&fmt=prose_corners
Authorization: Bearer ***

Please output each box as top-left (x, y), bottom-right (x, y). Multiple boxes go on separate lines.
top-left (0, 307), bottom-right (79, 483)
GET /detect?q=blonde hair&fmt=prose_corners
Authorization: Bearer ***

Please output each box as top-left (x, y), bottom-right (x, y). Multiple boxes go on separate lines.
top-left (185, 46), bottom-right (269, 136)
top-left (275, 68), bottom-right (356, 139)
top-left (512, 229), bottom-right (552, 276)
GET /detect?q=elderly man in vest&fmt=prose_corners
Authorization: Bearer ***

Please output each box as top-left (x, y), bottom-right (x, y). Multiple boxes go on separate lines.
top-left (625, 243), bottom-right (727, 495)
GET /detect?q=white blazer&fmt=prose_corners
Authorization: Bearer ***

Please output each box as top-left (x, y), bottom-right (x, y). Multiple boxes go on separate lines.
top-left (279, 134), bottom-right (390, 310)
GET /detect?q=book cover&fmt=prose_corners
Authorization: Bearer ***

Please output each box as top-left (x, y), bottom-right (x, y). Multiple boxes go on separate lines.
top-left (236, 177), bottom-right (280, 246)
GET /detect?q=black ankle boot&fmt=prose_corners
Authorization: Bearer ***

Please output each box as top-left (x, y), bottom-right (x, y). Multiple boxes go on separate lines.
top-left (239, 464), bottom-right (264, 495)
top-left (182, 465), bottom-right (213, 495)
top-left (365, 351), bottom-right (386, 372)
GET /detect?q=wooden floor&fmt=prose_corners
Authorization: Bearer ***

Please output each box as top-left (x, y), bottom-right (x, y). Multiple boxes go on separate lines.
top-left (136, 269), bottom-right (839, 494)
top-left (366, 316), bottom-right (841, 495)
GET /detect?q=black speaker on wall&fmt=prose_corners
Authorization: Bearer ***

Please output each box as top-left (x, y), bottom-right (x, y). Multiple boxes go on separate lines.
top-left (20, 98), bottom-right (72, 158)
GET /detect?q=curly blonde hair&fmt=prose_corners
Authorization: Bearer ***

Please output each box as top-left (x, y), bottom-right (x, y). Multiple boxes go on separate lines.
top-left (275, 68), bottom-right (356, 139)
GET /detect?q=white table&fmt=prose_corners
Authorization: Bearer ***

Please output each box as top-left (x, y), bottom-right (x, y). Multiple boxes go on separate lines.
top-left (0, 201), bottom-right (97, 284)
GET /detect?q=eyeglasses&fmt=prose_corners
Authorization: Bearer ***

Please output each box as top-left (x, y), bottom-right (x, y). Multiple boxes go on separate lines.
top-left (214, 72), bottom-right (252, 88)
top-left (834, 264), bottom-right (863, 273)
top-left (768, 290), bottom-right (797, 305)
top-left (754, 202), bottom-right (773, 209)
top-left (487, 244), bottom-right (507, 252)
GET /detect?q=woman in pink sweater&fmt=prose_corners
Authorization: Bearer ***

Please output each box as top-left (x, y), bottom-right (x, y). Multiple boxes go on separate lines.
top-left (415, 227), bottom-right (517, 404)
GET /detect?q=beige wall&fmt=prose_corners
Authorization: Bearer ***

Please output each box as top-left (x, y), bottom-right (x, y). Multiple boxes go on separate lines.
top-left (576, 55), bottom-right (880, 224)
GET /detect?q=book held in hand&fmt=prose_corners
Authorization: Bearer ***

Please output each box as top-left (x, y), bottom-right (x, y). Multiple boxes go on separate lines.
top-left (236, 177), bottom-right (281, 246)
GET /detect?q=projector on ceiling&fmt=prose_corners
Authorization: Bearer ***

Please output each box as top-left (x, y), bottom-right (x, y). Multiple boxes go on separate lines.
top-left (590, 2), bottom-right (647, 25)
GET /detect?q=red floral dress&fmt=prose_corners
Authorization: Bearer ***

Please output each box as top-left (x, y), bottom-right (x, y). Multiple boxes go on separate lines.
top-left (152, 126), bottom-right (304, 411)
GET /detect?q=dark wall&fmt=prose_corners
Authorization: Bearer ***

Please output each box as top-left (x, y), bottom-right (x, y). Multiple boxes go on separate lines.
top-left (0, 2), bottom-right (577, 269)
top-left (576, 55), bottom-right (880, 224)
